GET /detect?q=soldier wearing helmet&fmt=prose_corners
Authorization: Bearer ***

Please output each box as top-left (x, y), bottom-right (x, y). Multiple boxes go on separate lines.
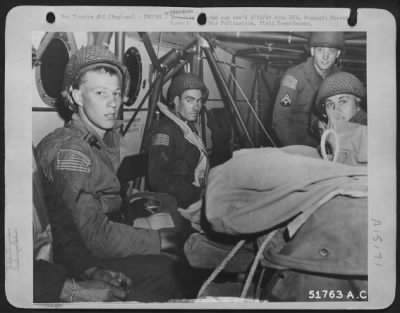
top-left (147, 73), bottom-right (209, 209)
top-left (315, 71), bottom-right (367, 166)
top-left (272, 32), bottom-right (344, 147)
top-left (315, 71), bottom-right (367, 125)
top-left (36, 46), bottom-right (201, 301)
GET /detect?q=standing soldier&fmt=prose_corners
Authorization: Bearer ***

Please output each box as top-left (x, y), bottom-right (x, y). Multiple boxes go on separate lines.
top-left (272, 32), bottom-right (344, 147)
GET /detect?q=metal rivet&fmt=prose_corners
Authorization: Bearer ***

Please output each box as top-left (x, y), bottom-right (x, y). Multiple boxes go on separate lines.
top-left (319, 248), bottom-right (329, 257)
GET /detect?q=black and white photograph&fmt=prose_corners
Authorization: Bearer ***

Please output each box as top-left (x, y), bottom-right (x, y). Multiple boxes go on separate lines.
top-left (5, 6), bottom-right (396, 309)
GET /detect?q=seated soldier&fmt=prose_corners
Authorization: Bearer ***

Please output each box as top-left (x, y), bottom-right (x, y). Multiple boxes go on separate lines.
top-left (33, 147), bottom-right (132, 303)
top-left (144, 73), bottom-right (256, 274)
top-left (35, 45), bottom-right (202, 300)
top-left (34, 47), bottom-right (124, 303)
top-left (147, 73), bottom-right (209, 209)
top-left (34, 145), bottom-right (199, 302)
top-left (314, 71), bottom-right (367, 165)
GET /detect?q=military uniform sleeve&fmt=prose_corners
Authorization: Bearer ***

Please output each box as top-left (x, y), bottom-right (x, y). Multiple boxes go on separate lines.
top-left (47, 190), bottom-right (104, 276)
top-left (51, 149), bottom-right (161, 258)
top-left (34, 260), bottom-right (67, 303)
top-left (272, 74), bottom-right (299, 146)
top-left (148, 129), bottom-right (201, 208)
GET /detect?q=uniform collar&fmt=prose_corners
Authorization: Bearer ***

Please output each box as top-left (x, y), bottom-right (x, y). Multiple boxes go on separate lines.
top-left (176, 113), bottom-right (199, 134)
top-left (69, 113), bottom-right (122, 150)
top-left (305, 56), bottom-right (339, 81)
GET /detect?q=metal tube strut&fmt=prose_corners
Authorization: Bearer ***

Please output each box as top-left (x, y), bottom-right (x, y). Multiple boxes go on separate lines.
top-left (122, 60), bottom-right (188, 136)
top-left (202, 46), bottom-right (255, 147)
top-left (139, 73), bottom-right (165, 152)
top-left (139, 32), bottom-right (163, 72)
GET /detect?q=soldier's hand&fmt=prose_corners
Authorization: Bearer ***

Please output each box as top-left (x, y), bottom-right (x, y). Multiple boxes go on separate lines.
top-left (60, 279), bottom-right (127, 302)
top-left (317, 120), bottom-right (328, 137)
top-left (91, 269), bottom-right (132, 290)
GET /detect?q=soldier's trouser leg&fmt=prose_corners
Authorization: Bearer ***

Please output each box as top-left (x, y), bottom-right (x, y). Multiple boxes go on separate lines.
top-left (102, 254), bottom-right (206, 302)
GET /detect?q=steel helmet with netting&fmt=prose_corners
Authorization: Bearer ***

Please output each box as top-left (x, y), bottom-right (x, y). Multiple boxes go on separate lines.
top-left (167, 73), bottom-right (209, 107)
top-left (61, 45), bottom-right (130, 112)
top-left (315, 71), bottom-right (365, 115)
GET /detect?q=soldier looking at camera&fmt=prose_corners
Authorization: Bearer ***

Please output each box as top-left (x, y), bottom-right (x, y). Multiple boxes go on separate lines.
top-left (272, 32), bottom-right (344, 147)
top-left (36, 45), bottom-right (201, 301)
top-left (314, 71), bottom-right (367, 166)
top-left (147, 73), bottom-right (209, 209)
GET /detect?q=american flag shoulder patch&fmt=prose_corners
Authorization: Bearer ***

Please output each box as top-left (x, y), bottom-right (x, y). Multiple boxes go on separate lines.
top-left (281, 75), bottom-right (297, 89)
top-left (56, 149), bottom-right (91, 173)
top-left (152, 134), bottom-right (170, 147)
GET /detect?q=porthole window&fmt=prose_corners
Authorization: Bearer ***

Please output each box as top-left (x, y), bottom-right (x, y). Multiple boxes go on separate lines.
top-left (35, 32), bottom-right (77, 107)
top-left (123, 46), bottom-right (142, 106)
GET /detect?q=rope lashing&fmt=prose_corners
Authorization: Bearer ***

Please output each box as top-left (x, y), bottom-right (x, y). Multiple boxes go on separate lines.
top-left (197, 239), bottom-right (246, 298)
top-left (240, 229), bottom-right (278, 298)
top-left (197, 230), bottom-right (279, 299)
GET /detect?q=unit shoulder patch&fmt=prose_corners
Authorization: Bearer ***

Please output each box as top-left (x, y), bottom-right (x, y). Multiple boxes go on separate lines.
top-left (56, 149), bottom-right (91, 173)
top-left (152, 134), bottom-right (170, 147)
top-left (281, 75), bottom-right (298, 89)
top-left (280, 94), bottom-right (292, 107)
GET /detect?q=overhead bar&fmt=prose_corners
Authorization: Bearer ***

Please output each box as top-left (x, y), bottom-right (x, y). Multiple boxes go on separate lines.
top-left (212, 32), bottom-right (309, 45)
top-left (235, 46), bottom-right (304, 56)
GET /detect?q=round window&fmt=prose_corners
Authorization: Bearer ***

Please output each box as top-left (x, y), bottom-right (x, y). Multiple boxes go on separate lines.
top-left (35, 32), bottom-right (77, 107)
top-left (123, 46), bottom-right (142, 106)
